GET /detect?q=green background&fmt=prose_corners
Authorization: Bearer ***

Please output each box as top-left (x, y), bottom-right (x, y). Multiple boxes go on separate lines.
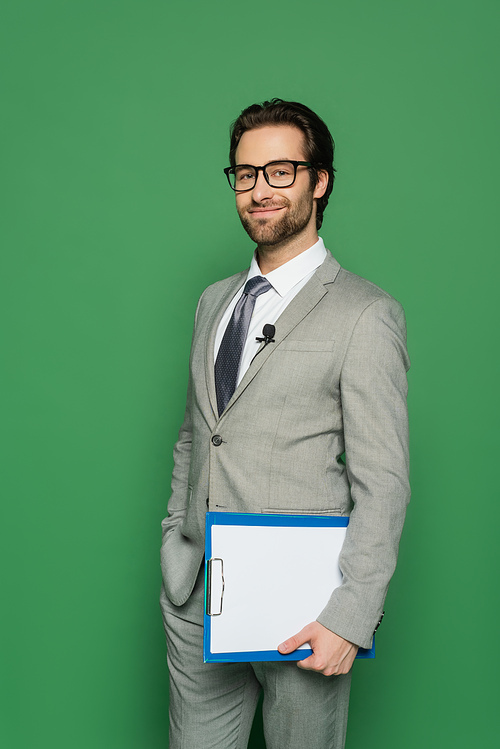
top-left (2, 1), bottom-right (498, 747)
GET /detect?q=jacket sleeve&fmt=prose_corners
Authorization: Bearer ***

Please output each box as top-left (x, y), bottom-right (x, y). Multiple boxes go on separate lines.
top-left (316, 295), bottom-right (410, 649)
top-left (160, 292), bottom-right (204, 543)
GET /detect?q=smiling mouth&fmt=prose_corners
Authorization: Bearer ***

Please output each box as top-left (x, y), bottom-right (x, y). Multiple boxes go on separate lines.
top-left (248, 206), bottom-right (286, 217)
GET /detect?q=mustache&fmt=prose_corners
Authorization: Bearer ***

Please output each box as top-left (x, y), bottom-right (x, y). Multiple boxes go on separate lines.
top-left (248, 200), bottom-right (290, 211)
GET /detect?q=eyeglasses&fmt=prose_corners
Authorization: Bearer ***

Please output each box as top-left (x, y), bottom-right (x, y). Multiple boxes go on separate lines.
top-left (224, 160), bottom-right (312, 192)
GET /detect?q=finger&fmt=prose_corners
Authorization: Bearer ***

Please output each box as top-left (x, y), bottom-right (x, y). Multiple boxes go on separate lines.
top-left (277, 625), bottom-right (312, 654)
top-left (296, 653), bottom-right (317, 670)
top-left (297, 653), bottom-right (332, 674)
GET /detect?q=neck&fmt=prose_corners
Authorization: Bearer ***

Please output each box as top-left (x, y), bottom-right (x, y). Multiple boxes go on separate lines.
top-left (256, 227), bottom-right (319, 275)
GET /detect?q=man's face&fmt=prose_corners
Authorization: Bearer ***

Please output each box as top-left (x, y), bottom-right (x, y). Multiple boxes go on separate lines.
top-left (234, 126), bottom-right (323, 247)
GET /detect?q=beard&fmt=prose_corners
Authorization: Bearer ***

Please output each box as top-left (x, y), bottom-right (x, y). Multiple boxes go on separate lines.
top-left (237, 190), bottom-right (315, 247)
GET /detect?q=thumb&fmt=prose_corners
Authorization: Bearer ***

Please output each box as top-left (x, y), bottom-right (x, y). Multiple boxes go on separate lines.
top-left (278, 624), bottom-right (313, 654)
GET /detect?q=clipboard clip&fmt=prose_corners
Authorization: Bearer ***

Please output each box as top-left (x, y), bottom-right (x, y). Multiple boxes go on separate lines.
top-left (206, 557), bottom-right (225, 616)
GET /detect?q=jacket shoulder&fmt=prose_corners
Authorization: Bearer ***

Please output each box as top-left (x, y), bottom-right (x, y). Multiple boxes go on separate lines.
top-left (327, 266), bottom-right (405, 324)
top-left (192, 269), bottom-right (248, 327)
top-left (198, 269), bottom-right (247, 304)
top-left (335, 267), bottom-right (398, 304)
top-left (319, 251), bottom-right (403, 312)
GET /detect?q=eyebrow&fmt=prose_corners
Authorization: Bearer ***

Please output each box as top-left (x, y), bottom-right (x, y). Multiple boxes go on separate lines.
top-left (235, 158), bottom-right (296, 166)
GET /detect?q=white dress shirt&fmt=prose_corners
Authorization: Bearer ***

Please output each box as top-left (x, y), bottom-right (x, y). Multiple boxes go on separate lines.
top-left (214, 237), bottom-right (327, 387)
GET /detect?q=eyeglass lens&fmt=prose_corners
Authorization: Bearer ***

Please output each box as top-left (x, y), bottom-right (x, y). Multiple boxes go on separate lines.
top-left (230, 161), bottom-right (296, 190)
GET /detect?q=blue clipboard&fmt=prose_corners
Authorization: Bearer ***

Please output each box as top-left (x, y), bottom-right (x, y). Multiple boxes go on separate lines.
top-left (204, 512), bottom-right (375, 663)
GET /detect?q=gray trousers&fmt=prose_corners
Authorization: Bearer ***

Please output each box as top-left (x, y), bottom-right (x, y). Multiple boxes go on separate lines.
top-left (160, 567), bottom-right (352, 749)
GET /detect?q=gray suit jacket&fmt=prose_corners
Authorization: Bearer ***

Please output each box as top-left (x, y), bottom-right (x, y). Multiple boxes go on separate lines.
top-left (161, 251), bottom-right (410, 649)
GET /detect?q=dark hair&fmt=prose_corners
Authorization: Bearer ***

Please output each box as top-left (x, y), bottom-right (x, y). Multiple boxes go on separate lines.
top-left (229, 99), bottom-right (335, 230)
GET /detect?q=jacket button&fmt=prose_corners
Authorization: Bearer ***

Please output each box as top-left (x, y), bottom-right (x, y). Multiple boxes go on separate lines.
top-left (211, 434), bottom-right (223, 446)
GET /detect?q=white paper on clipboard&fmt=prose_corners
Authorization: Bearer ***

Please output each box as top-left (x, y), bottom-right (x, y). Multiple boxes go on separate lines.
top-left (204, 512), bottom-right (349, 660)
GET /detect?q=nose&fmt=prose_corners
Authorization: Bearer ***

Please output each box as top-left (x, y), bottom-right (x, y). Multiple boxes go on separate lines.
top-left (250, 169), bottom-right (274, 203)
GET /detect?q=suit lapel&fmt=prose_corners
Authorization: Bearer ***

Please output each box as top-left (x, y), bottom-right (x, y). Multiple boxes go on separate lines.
top-left (203, 270), bottom-right (247, 418)
top-left (221, 252), bottom-right (341, 416)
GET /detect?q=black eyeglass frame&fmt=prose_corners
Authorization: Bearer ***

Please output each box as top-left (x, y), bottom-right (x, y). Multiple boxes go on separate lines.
top-left (223, 160), bottom-right (313, 192)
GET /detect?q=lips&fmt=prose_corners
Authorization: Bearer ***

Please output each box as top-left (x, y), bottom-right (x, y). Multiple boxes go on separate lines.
top-left (248, 206), bottom-right (286, 216)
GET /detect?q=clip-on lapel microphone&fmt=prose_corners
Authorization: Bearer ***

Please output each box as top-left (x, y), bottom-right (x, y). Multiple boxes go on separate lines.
top-left (252, 324), bottom-right (276, 362)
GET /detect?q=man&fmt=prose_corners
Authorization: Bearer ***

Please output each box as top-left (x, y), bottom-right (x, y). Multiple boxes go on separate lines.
top-left (160, 99), bottom-right (410, 749)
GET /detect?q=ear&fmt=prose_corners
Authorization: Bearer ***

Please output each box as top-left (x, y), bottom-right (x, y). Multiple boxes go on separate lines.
top-left (313, 169), bottom-right (329, 200)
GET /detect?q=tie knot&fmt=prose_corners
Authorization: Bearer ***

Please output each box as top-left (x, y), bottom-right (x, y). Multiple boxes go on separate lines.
top-left (243, 275), bottom-right (273, 298)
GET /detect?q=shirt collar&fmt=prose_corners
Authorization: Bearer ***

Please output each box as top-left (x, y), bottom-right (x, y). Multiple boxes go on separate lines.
top-left (246, 237), bottom-right (327, 297)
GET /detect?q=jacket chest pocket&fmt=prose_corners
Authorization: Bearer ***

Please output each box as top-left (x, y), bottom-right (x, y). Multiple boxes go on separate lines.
top-left (270, 339), bottom-right (339, 399)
